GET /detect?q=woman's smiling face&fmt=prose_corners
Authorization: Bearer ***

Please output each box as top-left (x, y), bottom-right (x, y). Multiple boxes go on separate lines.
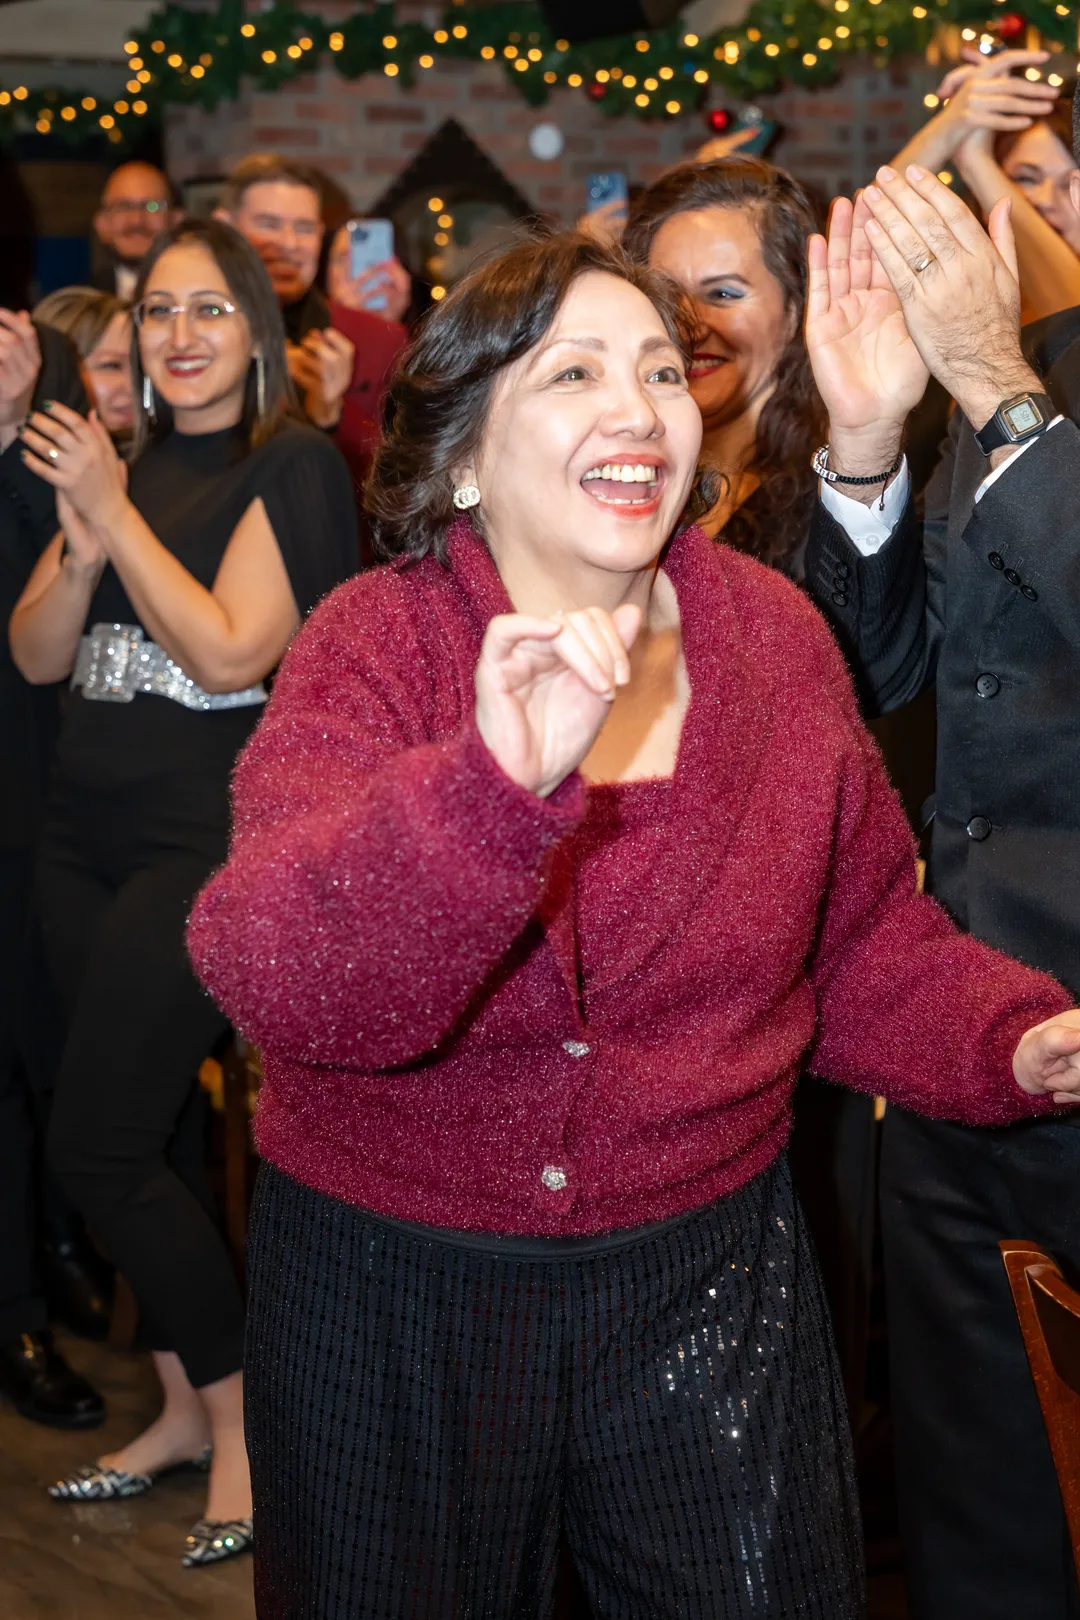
top-left (647, 204), bottom-right (793, 436)
top-left (468, 269), bottom-right (702, 582)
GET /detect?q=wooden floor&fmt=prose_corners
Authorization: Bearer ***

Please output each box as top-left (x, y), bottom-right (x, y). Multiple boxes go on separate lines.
top-left (0, 1333), bottom-right (906, 1620)
top-left (0, 1333), bottom-right (254, 1620)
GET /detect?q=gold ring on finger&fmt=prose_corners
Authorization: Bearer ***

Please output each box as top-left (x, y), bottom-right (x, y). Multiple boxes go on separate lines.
top-left (912, 252), bottom-right (936, 275)
top-left (47, 446), bottom-right (59, 461)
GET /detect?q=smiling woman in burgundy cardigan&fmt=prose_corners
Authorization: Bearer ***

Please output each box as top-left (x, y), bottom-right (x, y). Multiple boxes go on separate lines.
top-left (188, 231), bottom-right (1080, 1620)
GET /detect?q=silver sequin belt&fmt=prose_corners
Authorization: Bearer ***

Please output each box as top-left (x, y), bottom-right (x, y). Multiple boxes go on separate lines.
top-left (73, 623), bottom-right (268, 712)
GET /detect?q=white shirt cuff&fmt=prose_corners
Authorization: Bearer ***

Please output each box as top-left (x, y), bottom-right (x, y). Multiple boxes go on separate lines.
top-left (819, 460), bottom-right (911, 557)
top-left (973, 414), bottom-right (1063, 503)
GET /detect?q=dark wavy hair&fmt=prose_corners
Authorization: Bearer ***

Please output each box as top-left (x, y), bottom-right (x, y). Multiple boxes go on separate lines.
top-left (129, 217), bottom-right (293, 458)
top-left (366, 230), bottom-right (719, 565)
top-left (623, 158), bottom-right (825, 573)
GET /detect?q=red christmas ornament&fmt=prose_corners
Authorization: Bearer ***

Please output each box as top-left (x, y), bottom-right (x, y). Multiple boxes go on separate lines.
top-left (707, 107), bottom-right (732, 133)
top-left (997, 12), bottom-right (1026, 40)
top-left (587, 80), bottom-right (607, 101)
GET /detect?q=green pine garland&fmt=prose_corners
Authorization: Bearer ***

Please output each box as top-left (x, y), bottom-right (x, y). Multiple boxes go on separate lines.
top-left (0, 0), bottom-right (1074, 147)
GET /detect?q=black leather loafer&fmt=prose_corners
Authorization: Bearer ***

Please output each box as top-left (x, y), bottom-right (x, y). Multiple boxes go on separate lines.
top-left (41, 1237), bottom-right (113, 1342)
top-left (0, 1331), bottom-right (105, 1429)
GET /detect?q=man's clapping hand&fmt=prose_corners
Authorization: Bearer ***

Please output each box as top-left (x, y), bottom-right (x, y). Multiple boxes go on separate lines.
top-left (287, 327), bottom-right (355, 429)
top-left (474, 605), bottom-right (641, 798)
top-left (805, 194), bottom-right (930, 496)
top-left (859, 163), bottom-right (1041, 431)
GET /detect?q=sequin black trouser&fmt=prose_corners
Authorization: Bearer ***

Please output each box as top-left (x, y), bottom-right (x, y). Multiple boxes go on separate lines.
top-left (246, 1157), bottom-right (864, 1620)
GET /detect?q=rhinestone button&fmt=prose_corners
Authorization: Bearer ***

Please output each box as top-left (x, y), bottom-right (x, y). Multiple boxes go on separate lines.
top-left (541, 1165), bottom-right (568, 1192)
top-left (562, 1039), bottom-right (591, 1058)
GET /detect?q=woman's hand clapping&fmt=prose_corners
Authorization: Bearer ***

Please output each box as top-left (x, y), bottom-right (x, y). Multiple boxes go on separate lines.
top-left (1014, 1012), bottom-right (1080, 1107)
top-left (21, 402), bottom-right (128, 535)
top-left (935, 49), bottom-right (1058, 157)
top-left (475, 604), bottom-right (641, 798)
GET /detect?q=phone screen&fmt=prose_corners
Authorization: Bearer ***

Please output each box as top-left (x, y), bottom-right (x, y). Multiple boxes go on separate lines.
top-left (347, 219), bottom-right (395, 307)
top-left (586, 173), bottom-right (629, 212)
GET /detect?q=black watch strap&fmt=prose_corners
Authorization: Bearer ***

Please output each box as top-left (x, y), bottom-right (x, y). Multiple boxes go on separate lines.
top-left (973, 391), bottom-right (1054, 456)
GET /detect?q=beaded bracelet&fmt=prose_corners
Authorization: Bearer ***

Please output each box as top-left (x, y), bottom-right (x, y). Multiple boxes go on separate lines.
top-left (812, 445), bottom-right (903, 486)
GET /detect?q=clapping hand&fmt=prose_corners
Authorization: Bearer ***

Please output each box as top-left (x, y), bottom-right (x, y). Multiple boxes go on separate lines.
top-left (936, 48), bottom-right (1058, 157)
top-left (0, 310), bottom-right (41, 451)
top-left (860, 164), bottom-right (1040, 429)
top-left (20, 402), bottom-right (128, 533)
top-left (287, 328), bottom-right (355, 429)
top-left (1014, 1012), bottom-right (1080, 1107)
top-left (807, 194), bottom-right (930, 435)
top-left (475, 605), bottom-right (641, 798)
top-left (805, 194), bottom-right (929, 491)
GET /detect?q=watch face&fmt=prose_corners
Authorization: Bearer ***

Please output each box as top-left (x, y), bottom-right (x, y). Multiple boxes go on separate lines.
top-left (1003, 398), bottom-right (1042, 436)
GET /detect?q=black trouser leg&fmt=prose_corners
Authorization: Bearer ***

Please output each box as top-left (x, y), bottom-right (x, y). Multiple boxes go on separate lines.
top-left (0, 849), bottom-right (47, 1339)
top-left (245, 1160), bottom-right (862, 1620)
top-left (789, 1076), bottom-right (878, 1419)
top-left (881, 1108), bottom-right (1080, 1620)
top-left (42, 847), bottom-right (244, 1389)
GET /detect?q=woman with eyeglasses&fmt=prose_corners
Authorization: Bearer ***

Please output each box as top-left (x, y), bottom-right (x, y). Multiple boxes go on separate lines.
top-left (9, 218), bottom-right (358, 1568)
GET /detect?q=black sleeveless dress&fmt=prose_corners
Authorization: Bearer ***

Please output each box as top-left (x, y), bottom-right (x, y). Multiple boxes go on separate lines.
top-left (37, 419), bottom-right (357, 1391)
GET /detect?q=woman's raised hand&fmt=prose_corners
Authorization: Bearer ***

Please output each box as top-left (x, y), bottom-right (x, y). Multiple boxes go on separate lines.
top-left (475, 604), bottom-right (641, 797)
top-left (806, 195), bottom-right (930, 439)
top-left (21, 402), bottom-right (128, 534)
top-left (1014, 1011), bottom-right (1080, 1107)
top-left (935, 49), bottom-right (1057, 150)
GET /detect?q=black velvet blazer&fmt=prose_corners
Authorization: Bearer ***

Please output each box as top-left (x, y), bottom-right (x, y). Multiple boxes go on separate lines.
top-left (805, 305), bottom-right (1080, 999)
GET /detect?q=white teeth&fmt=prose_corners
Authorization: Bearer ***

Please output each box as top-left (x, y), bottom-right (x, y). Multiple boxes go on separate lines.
top-left (582, 463), bottom-right (659, 484)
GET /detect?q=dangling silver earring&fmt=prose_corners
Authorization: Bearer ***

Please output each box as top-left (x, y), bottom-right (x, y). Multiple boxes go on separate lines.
top-left (452, 482), bottom-right (481, 511)
top-left (142, 373), bottom-right (155, 423)
top-left (255, 353), bottom-right (267, 420)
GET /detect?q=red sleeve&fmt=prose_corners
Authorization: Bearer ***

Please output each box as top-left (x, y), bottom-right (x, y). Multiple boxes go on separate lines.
top-left (328, 303), bottom-right (407, 491)
top-left (802, 610), bottom-right (1070, 1124)
top-left (186, 572), bottom-right (582, 1071)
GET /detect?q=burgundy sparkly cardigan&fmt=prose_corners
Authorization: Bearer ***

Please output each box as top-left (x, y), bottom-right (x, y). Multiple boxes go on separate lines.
top-left (188, 520), bottom-right (1068, 1235)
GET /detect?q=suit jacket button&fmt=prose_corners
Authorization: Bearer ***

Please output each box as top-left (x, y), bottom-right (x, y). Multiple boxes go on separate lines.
top-left (835, 560), bottom-right (851, 579)
top-left (1021, 584), bottom-right (1038, 601)
top-left (831, 591), bottom-right (848, 606)
top-left (966, 815), bottom-right (992, 841)
top-left (976, 673), bottom-right (1000, 698)
top-left (1004, 568), bottom-right (1021, 586)
top-left (988, 552), bottom-right (1005, 570)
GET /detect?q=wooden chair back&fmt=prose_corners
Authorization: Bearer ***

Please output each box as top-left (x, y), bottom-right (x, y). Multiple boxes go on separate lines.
top-left (1000, 1239), bottom-right (1080, 1575)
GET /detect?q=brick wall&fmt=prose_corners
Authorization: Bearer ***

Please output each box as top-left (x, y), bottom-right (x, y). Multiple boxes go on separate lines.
top-left (165, 35), bottom-right (940, 222)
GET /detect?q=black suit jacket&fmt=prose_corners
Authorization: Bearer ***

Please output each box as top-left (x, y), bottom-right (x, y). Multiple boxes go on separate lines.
top-left (806, 306), bottom-right (1080, 998)
top-left (0, 323), bottom-right (86, 849)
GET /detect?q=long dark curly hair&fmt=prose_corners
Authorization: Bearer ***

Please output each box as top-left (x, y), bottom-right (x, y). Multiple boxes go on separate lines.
top-left (623, 159), bottom-right (825, 575)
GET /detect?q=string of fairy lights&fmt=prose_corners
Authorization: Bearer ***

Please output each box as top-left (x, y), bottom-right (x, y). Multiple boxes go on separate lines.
top-left (0, 0), bottom-right (1076, 147)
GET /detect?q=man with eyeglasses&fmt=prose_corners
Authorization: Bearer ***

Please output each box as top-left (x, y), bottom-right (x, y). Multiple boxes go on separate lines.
top-left (91, 162), bottom-right (176, 300)
top-left (216, 154), bottom-right (406, 503)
